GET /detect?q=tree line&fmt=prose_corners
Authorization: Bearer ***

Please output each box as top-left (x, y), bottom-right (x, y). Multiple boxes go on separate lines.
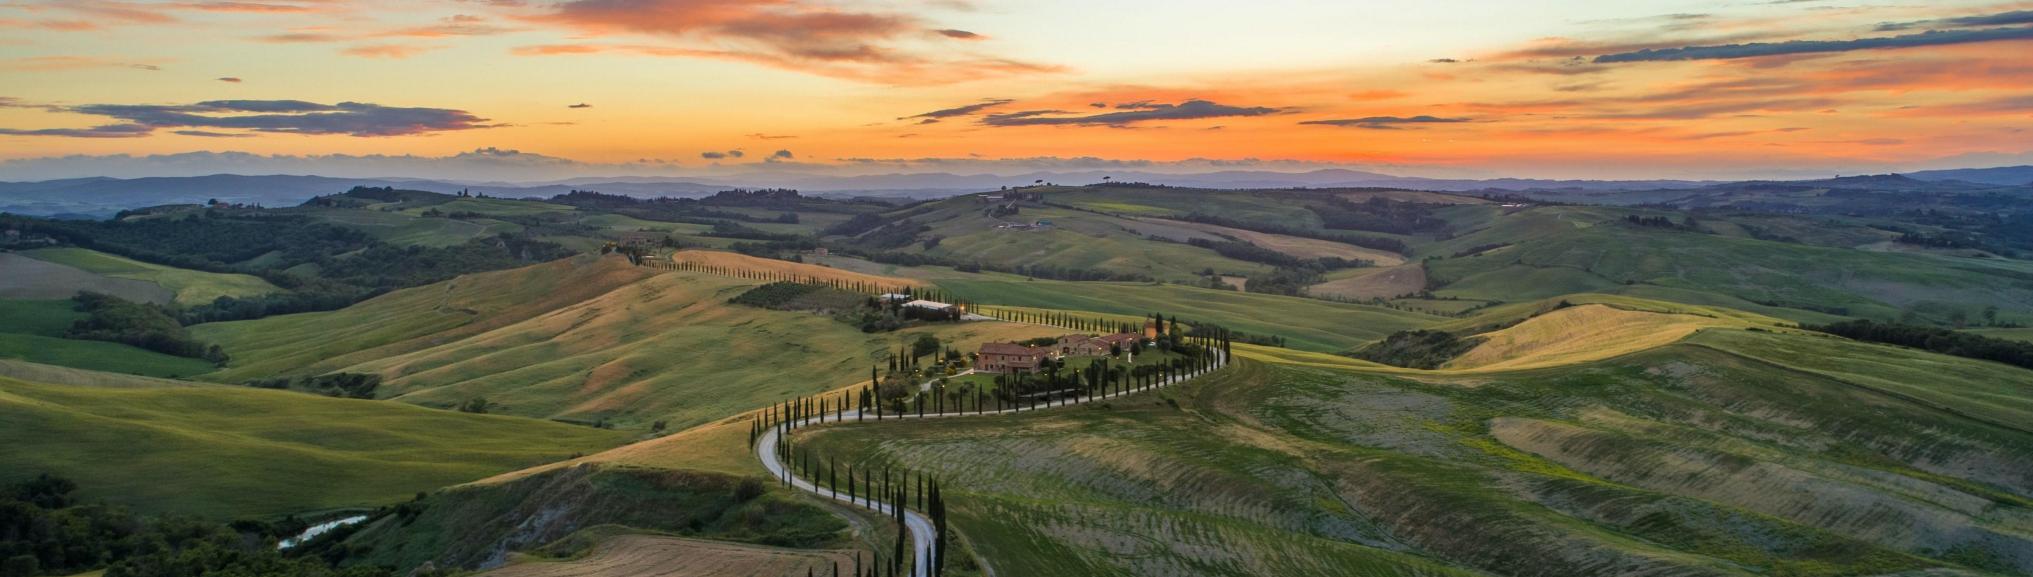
top-left (4, 211), bottom-right (576, 325)
top-left (0, 474), bottom-right (384, 577)
top-left (64, 292), bottom-right (227, 364)
top-left (1806, 319), bottom-right (2033, 370)
top-left (1307, 197), bottom-right (1452, 237)
top-left (747, 313), bottom-right (1232, 576)
top-left (1173, 212), bottom-right (1410, 255)
top-left (244, 373), bottom-right (381, 399)
top-left (1183, 237), bottom-right (1371, 270)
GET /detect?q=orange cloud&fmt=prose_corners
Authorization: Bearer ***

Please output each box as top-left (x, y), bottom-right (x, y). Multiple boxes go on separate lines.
top-left (1348, 90), bottom-right (1408, 101)
top-left (171, 2), bottom-right (321, 13)
top-left (342, 43), bottom-right (439, 58)
top-left (513, 42), bottom-right (1062, 85)
top-left (509, 0), bottom-right (1057, 84)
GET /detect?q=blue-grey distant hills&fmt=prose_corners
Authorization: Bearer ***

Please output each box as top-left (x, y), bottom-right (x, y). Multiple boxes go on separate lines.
top-left (2, 166), bottom-right (2027, 218)
top-left (1904, 165), bottom-right (2033, 186)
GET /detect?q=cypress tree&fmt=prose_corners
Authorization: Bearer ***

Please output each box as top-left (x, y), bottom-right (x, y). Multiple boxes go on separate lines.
top-left (932, 479), bottom-right (947, 577)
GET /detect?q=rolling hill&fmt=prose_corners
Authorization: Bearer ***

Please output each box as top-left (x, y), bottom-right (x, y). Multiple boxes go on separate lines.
top-left (938, 278), bottom-right (1444, 352)
top-left (791, 325), bottom-right (2033, 576)
top-left (20, 246), bottom-right (281, 305)
top-left (0, 360), bottom-right (628, 519)
top-left (198, 253), bottom-right (1058, 430)
top-left (0, 299), bottom-right (219, 378)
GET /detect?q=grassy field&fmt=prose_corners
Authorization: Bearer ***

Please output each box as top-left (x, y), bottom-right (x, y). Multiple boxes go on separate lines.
top-left (1137, 216), bottom-right (1406, 264)
top-left (0, 333), bottom-right (218, 378)
top-left (0, 365), bottom-right (627, 519)
top-left (1689, 328), bottom-right (2033, 430)
top-left (940, 278), bottom-right (1444, 352)
top-left (195, 254), bottom-right (658, 381)
top-left (1307, 263), bottom-right (1426, 301)
top-left (0, 299), bottom-right (219, 377)
top-left (1445, 304), bottom-right (1748, 371)
top-left (198, 254), bottom-right (1058, 430)
top-left (0, 252), bottom-right (174, 304)
top-left (22, 247), bottom-right (280, 305)
top-left (1969, 327), bottom-right (2033, 343)
top-left (0, 298), bottom-right (82, 335)
top-left (920, 203), bottom-right (1276, 282)
top-left (790, 325), bottom-right (2033, 576)
top-left (1422, 206), bottom-right (2033, 325)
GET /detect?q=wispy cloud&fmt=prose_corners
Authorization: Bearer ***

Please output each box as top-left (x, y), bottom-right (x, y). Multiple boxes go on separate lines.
top-left (1595, 25), bottom-right (2033, 63)
top-left (511, 0), bottom-right (1059, 84)
top-left (1877, 10), bottom-right (2033, 31)
top-left (0, 124), bottom-right (154, 138)
top-left (0, 99), bottom-right (496, 138)
top-left (903, 98), bottom-right (1012, 121)
top-left (980, 99), bottom-right (1282, 126)
top-left (1301, 115), bottom-right (1470, 129)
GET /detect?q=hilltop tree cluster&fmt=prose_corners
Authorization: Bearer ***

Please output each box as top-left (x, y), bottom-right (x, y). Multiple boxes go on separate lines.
top-left (64, 292), bottom-right (226, 364)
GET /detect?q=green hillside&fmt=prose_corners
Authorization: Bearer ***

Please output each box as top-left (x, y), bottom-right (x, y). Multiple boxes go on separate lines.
top-left (836, 195), bottom-right (1282, 282)
top-left (939, 278), bottom-right (1443, 352)
top-left (1421, 206), bottom-right (2033, 325)
top-left (0, 299), bottom-right (220, 377)
top-left (193, 254), bottom-right (658, 381)
top-left (0, 364), bottom-right (627, 519)
top-left (199, 254), bottom-right (1063, 430)
top-left (22, 247), bottom-right (281, 305)
top-left (794, 328), bottom-right (2033, 576)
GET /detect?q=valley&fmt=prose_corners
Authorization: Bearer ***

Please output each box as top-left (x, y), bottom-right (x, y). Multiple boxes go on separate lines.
top-left (3, 177), bottom-right (2031, 577)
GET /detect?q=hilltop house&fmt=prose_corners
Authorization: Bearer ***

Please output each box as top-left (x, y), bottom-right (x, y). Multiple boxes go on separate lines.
top-left (976, 342), bottom-right (1045, 374)
top-left (616, 231), bottom-right (663, 246)
top-left (1055, 333), bottom-right (1141, 356)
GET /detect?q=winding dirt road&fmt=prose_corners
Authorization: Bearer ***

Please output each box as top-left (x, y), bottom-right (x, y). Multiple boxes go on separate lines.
top-left (754, 344), bottom-right (1228, 577)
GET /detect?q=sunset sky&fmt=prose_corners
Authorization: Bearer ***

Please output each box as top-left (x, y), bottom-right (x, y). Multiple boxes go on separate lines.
top-left (1, 0), bottom-right (2030, 180)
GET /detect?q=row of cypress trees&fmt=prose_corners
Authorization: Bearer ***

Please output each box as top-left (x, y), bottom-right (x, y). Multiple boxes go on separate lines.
top-left (748, 311), bottom-right (1234, 577)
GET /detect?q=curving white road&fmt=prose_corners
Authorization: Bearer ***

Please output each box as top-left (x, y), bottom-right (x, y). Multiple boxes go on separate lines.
top-left (754, 344), bottom-right (1228, 577)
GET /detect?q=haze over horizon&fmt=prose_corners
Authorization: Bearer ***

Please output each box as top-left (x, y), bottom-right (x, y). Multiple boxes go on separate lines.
top-left (3, 0), bottom-right (2032, 182)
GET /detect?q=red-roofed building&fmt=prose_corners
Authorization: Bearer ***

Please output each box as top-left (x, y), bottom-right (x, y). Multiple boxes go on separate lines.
top-left (1055, 332), bottom-right (1143, 356)
top-left (976, 342), bottom-right (1045, 374)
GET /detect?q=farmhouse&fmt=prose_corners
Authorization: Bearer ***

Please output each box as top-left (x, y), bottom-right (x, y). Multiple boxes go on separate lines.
top-left (976, 342), bottom-right (1045, 374)
top-left (616, 231), bottom-right (663, 246)
top-left (1055, 332), bottom-right (1140, 356)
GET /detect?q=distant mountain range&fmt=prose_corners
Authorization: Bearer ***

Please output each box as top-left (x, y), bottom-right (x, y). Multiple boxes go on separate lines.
top-left (3, 165), bottom-right (2029, 219)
